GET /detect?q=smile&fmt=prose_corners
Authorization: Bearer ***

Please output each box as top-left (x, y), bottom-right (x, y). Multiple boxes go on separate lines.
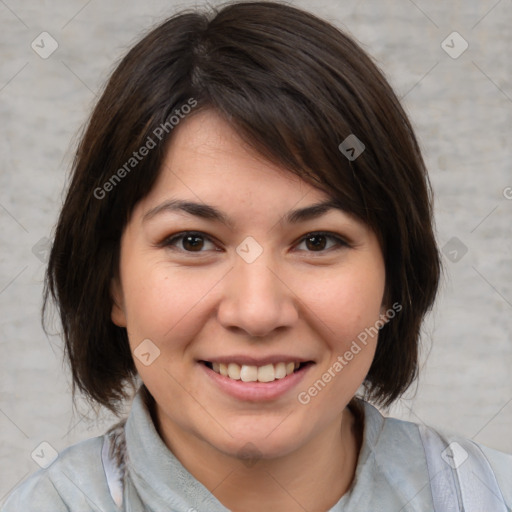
top-left (203, 361), bottom-right (310, 383)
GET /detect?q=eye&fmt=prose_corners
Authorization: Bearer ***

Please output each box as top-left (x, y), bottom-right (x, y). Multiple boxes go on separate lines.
top-left (295, 231), bottom-right (349, 253)
top-left (162, 231), bottom-right (219, 253)
top-left (161, 230), bottom-right (349, 255)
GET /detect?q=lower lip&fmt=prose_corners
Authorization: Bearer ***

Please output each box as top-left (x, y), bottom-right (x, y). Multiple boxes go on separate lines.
top-left (199, 363), bottom-right (313, 402)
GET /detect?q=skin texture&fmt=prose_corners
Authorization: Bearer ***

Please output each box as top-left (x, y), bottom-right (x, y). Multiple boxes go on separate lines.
top-left (111, 109), bottom-right (387, 511)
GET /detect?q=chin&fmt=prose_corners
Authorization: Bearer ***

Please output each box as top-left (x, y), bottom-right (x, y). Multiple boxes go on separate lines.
top-left (206, 421), bottom-right (305, 462)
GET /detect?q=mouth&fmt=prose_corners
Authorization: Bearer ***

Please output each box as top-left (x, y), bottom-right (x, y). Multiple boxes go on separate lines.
top-left (200, 360), bottom-right (314, 383)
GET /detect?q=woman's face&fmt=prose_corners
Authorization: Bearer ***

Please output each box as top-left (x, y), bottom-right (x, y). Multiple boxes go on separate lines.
top-left (112, 109), bottom-right (387, 460)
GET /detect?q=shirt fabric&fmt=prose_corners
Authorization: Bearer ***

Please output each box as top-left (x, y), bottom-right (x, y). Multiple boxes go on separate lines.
top-left (2, 387), bottom-right (511, 511)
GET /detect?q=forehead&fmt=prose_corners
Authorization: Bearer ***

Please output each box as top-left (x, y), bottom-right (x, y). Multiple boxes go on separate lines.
top-left (139, 109), bottom-right (333, 213)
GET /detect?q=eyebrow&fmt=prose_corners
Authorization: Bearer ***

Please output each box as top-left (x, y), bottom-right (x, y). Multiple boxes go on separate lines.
top-left (142, 198), bottom-right (346, 227)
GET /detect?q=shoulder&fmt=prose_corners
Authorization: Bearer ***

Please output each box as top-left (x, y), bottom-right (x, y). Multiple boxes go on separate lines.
top-left (462, 438), bottom-right (512, 506)
top-left (361, 401), bottom-right (512, 509)
top-left (1, 434), bottom-right (118, 512)
top-left (480, 440), bottom-right (512, 475)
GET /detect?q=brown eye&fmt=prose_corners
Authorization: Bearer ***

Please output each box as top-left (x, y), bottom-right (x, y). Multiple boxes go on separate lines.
top-left (182, 234), bottom-right (205, 251)
top-left (305, 234), bottom-right (327, 251)
top-left (163, 232), bottom-right (218, 253)
top-left (296, 232), bottom-right (348, 253)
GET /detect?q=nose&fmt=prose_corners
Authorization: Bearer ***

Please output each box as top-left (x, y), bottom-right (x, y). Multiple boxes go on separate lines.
top-left (216, 251), bottom-right (299, 338)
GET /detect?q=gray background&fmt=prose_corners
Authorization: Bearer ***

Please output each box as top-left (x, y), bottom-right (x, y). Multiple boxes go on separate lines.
top-left (1, 0), bottom-right (511, 503)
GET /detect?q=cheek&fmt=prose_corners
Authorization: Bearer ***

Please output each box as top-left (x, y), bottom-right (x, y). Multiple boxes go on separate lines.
top-left (120, 255), bottom-right (223, 346)
top-left (293, 266), bottom-right (384, 414)
top-left (119, 258), bottom-right (222, 395)
top-left (295, 262), bottom-right (385, 343)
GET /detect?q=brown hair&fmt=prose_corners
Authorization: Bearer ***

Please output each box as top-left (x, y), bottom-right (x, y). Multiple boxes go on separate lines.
top-left (44, 0), bottom-right (441, 414)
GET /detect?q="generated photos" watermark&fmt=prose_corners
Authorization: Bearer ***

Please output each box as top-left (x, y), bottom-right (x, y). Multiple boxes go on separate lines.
top-left (297, 302), bottom-right (402, 405)
top-left (94, 98), bottom-right (198, 200)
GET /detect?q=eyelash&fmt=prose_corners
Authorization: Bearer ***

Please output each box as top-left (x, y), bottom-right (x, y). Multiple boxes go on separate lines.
top-left (161, 231), bottom-right (349, 255)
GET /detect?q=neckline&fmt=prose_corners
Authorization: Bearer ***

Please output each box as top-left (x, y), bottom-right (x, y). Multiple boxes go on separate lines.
top-left (125, 386), bottom-right (387, 511)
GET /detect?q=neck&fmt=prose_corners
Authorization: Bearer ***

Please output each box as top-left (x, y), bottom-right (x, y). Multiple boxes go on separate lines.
top-left (150, 396), bottom-right (364, 512)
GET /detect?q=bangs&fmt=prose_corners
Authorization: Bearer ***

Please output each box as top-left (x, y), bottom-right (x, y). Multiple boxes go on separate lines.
top-left (183, 6), bottom-right (401, 236)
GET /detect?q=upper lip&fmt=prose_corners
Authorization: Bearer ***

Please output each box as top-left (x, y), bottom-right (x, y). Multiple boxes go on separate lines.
top-left (199, 355), bottom-right (314, 366)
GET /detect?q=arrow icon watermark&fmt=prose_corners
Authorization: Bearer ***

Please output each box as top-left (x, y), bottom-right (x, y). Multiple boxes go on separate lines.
top-left (31, 441), bottom-right (58, 469)
top-left (442, 236), bottom-right (468, 263)
top-left (236, 236), bottom-right (263, 264)
top-left (134, 339), bottom-right (161, 366)
top-left (338, 134), bottom-right (365, 161)
top-left (31, 31), bottom-right (59, 59)
top-left (441, 31), bottom-right (468, 59)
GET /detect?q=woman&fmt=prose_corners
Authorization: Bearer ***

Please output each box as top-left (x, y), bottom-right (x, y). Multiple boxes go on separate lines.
top-left (3, 1), bottom-right (510, 511)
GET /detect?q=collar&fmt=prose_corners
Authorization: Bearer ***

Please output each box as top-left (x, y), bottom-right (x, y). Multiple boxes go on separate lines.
top-left (125, 386), bottom-right (231, 511)
top-left (124, 386), bottom-right (388, 511)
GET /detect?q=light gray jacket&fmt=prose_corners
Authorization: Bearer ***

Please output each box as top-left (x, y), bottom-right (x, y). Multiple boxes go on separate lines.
top-left (2, 388), bottom-right (511, 511)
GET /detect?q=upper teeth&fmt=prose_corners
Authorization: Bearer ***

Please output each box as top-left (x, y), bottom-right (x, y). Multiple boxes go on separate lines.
top-left (211, 362), bottom-right (300, 382)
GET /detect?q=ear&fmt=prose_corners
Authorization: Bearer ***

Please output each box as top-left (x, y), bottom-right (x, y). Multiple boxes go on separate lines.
top-left (110, 277), bottom-right (127, 327)
top-left (379, 295), bottom-right (391, 323)
top-left (379, 286), bottom-right (391, 318)
top-left (378, 305), bottom-right (388, 323)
